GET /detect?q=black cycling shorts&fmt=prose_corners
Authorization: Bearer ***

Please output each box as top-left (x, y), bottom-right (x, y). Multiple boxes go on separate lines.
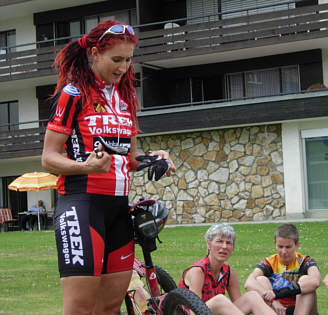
top-left (54, 193), bottom-right (134, 277)
top-left (286, 305), bottom-right (295, 315)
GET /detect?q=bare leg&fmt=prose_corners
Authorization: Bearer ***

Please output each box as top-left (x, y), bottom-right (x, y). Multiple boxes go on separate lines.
top-left (206, 294), bottom-right (243, 315)
top-left (93, 270), bottom-right (133, 315)
top-left (233, 291), bottom-right (276, 315)
top-left (257, 276), bottom-right (273, 291)
top-left (294, 275), bottom-right (318, 315)
top-left (294, 291), bottom-right (317, 315)
top-left (61, 276), bottom-right (101, 315)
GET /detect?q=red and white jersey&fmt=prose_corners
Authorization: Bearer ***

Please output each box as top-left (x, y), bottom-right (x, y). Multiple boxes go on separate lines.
top-left (47, 83), bottom-right (138, 196)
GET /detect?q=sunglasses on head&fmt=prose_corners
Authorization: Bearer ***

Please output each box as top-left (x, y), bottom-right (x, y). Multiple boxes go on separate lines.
top-left (99, 24), bottom-right (135, 41)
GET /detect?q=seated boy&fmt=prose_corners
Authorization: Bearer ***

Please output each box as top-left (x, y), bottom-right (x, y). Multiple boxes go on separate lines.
top-left (244, 223), bottom-right (320, 315)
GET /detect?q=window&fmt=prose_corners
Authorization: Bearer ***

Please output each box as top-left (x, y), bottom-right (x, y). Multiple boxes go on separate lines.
top-left (304, 137), bottom-right (328, 210)
top-left (56, 19), bottom-right (82, 45)
top-left (246, 69), bottom-right (280, 98)
top-left (37, 23), bottom-right (54, 48)
top-left (226, 65), bottom-right (300, 99)
top-left (221, 0), bottom-right (295, 19)
top-left (0, 101), bottom-right (19, 132)
top-left (0, 30), bottom-right (16, 54)
top-left (37, 9), bottom-right (136, 48)
top-left (187, 0), bottom-right (219, 24)
top-left (190, 76), bottom-right (223, 103)
top-left (86, 10), bottom-right (136, 33)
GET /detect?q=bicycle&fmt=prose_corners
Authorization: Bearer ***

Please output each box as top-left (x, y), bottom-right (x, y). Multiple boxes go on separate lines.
top-left (120, 198), bottom-right (212, 315)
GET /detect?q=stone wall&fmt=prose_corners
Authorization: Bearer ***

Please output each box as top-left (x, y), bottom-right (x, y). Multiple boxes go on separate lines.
top-left (129, 124), bottom-right (285, 225)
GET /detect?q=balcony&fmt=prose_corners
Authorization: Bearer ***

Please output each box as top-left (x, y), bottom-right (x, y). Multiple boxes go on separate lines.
top-left (0, 88), bottom-right (327, 161)
top-left (138, 88), bottom-right (328, 135)
top-left (1, 2), bottom-right (328, 82)
top-left (134, 2), bottom-right (328, 67)
top-left (0, 120), bottom-right (46, 159)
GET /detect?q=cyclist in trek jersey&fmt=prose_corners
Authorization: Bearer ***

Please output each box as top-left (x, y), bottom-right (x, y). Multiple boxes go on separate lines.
top-left (179, 223), bottom-right (276, 315)
top-left (42, 19), bottom-right (175, 315)
top-left (245, 224), bottom-right (320, 315)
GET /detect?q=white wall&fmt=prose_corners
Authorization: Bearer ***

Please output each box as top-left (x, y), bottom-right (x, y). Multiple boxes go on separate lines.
top-left (282, 118), bottom-right (328, 217)
top-left (0, 15), bottom-right (35, 49)
top-left (0, 88), bottom-right (39, 128)
top-left (0, 157), bottom-right (42, 177)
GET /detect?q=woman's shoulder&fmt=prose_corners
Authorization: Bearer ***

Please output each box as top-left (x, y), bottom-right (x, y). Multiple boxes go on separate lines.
top-left (192, 256), bottom-right (209, 268)
top-left (62, 83), bottom-right (81, 96)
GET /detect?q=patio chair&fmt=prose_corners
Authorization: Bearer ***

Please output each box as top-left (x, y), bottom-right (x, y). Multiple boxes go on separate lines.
top-left (0, 208), bottom-right (20, 232)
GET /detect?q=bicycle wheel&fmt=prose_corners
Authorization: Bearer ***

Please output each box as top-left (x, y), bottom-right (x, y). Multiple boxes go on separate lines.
top-left (121, 265), bottom-right (177, 314)
top-left (162, 288), bottom-right (213, 315)
top-left (154, 265), bottom-right (177, 292)
top-left (121, 293), bottom-right (134, 315)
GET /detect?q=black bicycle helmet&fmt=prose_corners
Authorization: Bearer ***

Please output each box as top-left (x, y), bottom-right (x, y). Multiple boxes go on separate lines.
top-left (148, 201), bottom-right (169, 233)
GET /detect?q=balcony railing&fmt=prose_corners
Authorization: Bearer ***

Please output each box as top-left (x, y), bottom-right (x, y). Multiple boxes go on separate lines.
top-left (1, 87), bottom-right (327, 160)
top-left (0, 120), bottom-right (47, 159)
top-left (134, 2), bottom-right (328, 63)
top-left (0, 43), bottom-right (61, 82)
top-left (1, 3), bottom-right (328, 82)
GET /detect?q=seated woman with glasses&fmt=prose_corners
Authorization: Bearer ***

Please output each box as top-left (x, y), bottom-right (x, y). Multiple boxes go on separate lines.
top-left (179, 223), bottom-right (276, 315)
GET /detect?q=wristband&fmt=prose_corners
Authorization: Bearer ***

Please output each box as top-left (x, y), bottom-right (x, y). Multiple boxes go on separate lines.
top-left (273, 282), bottom-right (301, 299)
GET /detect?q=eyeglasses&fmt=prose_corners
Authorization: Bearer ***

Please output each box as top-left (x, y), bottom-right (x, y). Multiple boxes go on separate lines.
top-left (99, 24), bottom-right (135, 41)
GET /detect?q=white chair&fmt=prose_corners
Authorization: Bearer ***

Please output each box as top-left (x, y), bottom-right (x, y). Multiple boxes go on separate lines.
top-left (164, 22), bottom-right (185, 52)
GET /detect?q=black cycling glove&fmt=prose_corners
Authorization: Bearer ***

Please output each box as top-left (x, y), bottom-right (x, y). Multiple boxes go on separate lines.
top-left (273, 282), bottom-right (301, 299)
top-left (136, 155), bottom-right (170, 181)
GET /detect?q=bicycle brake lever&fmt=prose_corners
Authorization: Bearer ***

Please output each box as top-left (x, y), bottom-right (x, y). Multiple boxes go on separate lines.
top-left (98, 136), bottom-right (128, 156)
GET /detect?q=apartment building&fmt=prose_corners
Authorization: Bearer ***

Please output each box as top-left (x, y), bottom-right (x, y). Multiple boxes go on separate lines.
top-left (0, 0), bottom-right (327, 224)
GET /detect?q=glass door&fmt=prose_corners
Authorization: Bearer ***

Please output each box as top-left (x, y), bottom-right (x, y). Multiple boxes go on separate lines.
top-left (305, 137), bottom-right (328, 210)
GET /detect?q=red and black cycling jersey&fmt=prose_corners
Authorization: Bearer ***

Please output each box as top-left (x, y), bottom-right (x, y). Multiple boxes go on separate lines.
top-left (47, 82), bottom-right (138, 196)
top-left (256, 252), bottom-right (317, 307)
top-left (179, 256), bottom-right (230, 302)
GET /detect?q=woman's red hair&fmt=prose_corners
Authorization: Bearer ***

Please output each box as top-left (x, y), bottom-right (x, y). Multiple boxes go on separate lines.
top-left (53, 19), bottom-right (139, 129)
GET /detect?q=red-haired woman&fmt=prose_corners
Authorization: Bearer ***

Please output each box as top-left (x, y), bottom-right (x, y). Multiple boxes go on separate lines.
top-left (42, 19), bottom-right (175, 315)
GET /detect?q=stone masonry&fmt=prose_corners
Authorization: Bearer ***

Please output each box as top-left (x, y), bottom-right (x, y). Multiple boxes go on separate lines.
top-left (129, 124), bottom-right (285, 225)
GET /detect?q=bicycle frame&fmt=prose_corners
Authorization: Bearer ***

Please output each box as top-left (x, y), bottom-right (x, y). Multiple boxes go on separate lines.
top-left (123, 199), bottom-right (209, 315)
top-left (124, 199), bottom-right (168, 315)
top-left (125, 256), bottom-right (166, 315)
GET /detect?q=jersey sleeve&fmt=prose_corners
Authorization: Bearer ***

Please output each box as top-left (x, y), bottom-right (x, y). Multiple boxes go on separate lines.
top-left (47, 84), bottom-right (82, 135)
top-left (256, 259), bottom-right (273, 277)
top-left (300, 256), bottom-right (318, 275)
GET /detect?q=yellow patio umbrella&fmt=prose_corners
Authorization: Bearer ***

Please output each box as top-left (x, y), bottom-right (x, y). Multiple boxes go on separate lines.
top-left (8, 172), bottom-right (58, 192)
top-left (8, 172), bottom-right (58, 231)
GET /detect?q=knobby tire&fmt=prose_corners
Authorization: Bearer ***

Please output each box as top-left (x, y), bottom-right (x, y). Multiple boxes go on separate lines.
top-left (163, 288), bottom-right (213, 315)
top-left (121, 265), bottom-right (177, 315)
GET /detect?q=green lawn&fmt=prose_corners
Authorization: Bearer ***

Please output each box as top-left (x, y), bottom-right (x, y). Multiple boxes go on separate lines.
top-left (0, 221), bottom-right (327, 314)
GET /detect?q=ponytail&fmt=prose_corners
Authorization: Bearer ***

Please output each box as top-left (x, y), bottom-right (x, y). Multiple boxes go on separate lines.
top-left (52, 19), bottom-right (139, 128)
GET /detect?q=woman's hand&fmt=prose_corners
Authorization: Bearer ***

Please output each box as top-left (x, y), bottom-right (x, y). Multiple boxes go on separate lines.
top-left (150, 150), bottom-right (176, 176)
top-left (42, 130), bottom-right (112, 175)
top-left (262, 289), bottom-right (275, 302)
top-left (271, 300), bottom-right (286, 315)
top-left (84, 144), bottom-right (111, 174)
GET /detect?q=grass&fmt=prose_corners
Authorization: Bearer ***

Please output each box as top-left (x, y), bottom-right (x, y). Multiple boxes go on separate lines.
top-left (0, 221), bottom-right (327, 314)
